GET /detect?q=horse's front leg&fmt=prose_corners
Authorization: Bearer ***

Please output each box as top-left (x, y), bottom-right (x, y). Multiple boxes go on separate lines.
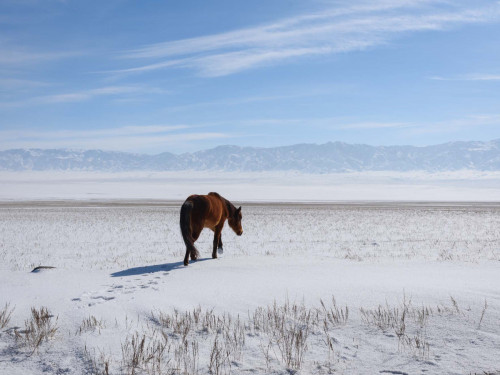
top-left (218, 236), bottom-right (223, 254)
top-left (212, 227), bottom-right (222, 259)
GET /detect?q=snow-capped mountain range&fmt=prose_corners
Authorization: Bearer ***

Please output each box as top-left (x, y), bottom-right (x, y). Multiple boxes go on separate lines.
top-left (1, 139), bottom-right (500, 172)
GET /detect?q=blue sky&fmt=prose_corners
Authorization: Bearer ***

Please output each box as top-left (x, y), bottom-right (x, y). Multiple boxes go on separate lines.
top-left (1, 0), bottom-right (500, 154)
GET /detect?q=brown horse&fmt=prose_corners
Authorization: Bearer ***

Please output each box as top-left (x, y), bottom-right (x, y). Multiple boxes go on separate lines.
top-left (180, 192), bottom-right (243, 266)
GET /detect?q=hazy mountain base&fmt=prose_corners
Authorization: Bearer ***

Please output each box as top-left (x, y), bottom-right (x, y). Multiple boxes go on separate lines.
top-left (1, 139), bottom-right (500, 172)
top-left (0, 170), bottom-right (499, 201)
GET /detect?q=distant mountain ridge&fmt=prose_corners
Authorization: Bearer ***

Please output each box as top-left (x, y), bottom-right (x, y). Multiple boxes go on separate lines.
top-left (1, 140), bottom-right (500, 172)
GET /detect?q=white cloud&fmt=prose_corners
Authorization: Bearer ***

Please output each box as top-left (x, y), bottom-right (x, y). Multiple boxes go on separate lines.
top-left (430, 73), bottom-right (500, 81)
top-left (336, 122), bottom-right (411, 130)
top-left (335, 115), bottom-right (500, 133)
top-left (227, 114), bottom-right (500, 133)
top-left (0, 125), bottom-right (231, 152)
top-left (0, 78), bottom-right (49, 89)
top-left (0, 133), bottom-right (231, 152)
top-left (0, 125), bottom-right (191, 141)
top-left (115, 1), bottom-right (500, 77)
top-left (0, 47), bottom-right (81, 66)
top-left (161, 90), bottom-right (330, 113)
top-left (0, 85), bottom-right (166, 107)
top-left (41, 86), bottom-right (165, 103)
top-left (121, 0), bottom-right (443, 60)
top-left (402, 114), bottom-right (500, 135)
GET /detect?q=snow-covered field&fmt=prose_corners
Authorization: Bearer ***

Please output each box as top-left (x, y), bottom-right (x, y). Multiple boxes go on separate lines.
top-left (1, 170), bottom-right (500, 201)
top-left (1, 201), bottom-right (499, 374)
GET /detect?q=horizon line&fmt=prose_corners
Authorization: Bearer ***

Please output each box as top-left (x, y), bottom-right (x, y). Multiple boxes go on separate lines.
top-left (0, 138), bottom-right (499, 156)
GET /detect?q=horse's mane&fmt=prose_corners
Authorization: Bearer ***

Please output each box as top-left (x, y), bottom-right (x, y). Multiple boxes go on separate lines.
top-left (224, 198), bottom-right (238, 217)
top-left (209, 192), bottom-right (236, 216)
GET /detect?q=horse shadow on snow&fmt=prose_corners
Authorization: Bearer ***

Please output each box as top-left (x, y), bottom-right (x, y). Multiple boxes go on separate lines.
top-left (110, 258), bottom-right (211, 278)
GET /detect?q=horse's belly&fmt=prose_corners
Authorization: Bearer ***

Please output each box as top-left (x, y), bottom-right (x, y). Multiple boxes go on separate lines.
top-left (204, 215), bottom-right (222, 230)
top-left (204, 221), bottom-right (217, 231)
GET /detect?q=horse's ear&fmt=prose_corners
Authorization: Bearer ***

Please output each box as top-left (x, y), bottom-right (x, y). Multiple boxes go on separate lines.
top-left (237, 206), bottom-right (241, 213)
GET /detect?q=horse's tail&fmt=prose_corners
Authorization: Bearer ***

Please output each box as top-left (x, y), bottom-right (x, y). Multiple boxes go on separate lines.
top-left (180, 200), bottom-right (198, 264)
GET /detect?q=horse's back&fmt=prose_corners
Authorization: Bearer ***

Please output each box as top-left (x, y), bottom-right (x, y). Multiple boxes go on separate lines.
top-left (184, 193), bottom-right (226, 228)
top-left (185, 194), bottom-right (209, 214)
top-left (185, 193), bottom-right (222, 207)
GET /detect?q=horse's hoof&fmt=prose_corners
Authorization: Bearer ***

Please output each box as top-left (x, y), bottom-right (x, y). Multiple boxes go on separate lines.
top-left (184, 261), bottom-right (189, 266)
top-left (212, 254), bottom-right (217, 259)
top-left (217, 248), bottom-right (223, 255)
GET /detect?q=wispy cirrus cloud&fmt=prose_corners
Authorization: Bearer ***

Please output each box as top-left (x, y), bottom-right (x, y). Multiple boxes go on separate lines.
top-left (0, 125), bottom-right (190, 141)
top-left (233, 117), bottom-right (412, 129)
top-left (410, 114), bottom-right (500, 135)
top-left (430, 73), bottom-right (500, 81)
top-left (336, 121), bottom-right (411, 130)
top-left (120, 0), bottom-right (441, 60)
top-left (0, 46), bottom-right (82, 66)
top-left (113, 0), bottom-right (500, 77)
top-left (161, 89), bottom-right (331, 113)
top-left (0, 125), bottom-right (232, 152)
top-left (333, 114), bottom-right (500, 133)
top-left (229, 113), bottom-right (500, 133)
top-left (39, 86), bottom-right (165, 104)
top-left (0, 85), bottom-right (166, 108)
top-left (0, 78), bottom-right (50, 94)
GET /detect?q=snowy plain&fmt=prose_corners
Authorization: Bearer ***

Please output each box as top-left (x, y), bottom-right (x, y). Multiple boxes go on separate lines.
top-left (0, 171), bottom-right (499, 374)
top-left (1, 170), bottom-right (500, 201)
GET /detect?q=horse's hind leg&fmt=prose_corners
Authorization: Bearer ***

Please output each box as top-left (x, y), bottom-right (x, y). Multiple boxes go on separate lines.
top-left (190, 227), bottom-right (202, 261)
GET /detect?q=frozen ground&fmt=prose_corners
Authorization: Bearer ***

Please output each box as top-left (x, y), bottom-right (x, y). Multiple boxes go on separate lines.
top-left (0, 201), bottom-right (499, 374)
top-left (1, 170), bottom-right (500, 201)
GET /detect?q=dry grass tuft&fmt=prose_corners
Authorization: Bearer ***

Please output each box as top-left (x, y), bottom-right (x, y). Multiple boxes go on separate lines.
top-left (14, 306), bottom-right (58, 354)
top-left (320, 297), bottom-right (349, 328)
top-left (0, 303), bottom-right (14, 329)
top-left (121, 331), bottom-right (170, 375)
top-left (251, 299), bottom-right (317, 371)
top-left (84, 346), bottom-right (112, 375)
top-left (78, 315), bottom-right (106, 335)
top-left (119, 329), bottom-right (200, 375)
top-left (477, 299), bottom-right (488, 330)
top-left (152, 307), bottom-right (243, 374)
top-left (450, 296), bottom-right (461, 314)
top-left (360, 302), bottom-right (403, 331)
top-left (360, 297), bottom-right (431, 360)
top-left (399, 331), bottom-right (430, 359)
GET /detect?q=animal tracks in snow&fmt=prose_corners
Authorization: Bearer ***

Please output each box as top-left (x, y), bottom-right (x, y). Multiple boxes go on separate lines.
top-left (72, 274), bottom-right (162, 307)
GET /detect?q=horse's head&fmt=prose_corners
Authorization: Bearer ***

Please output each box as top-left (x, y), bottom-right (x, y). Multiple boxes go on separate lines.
top-left (228, 206), bottom-right (243, 236)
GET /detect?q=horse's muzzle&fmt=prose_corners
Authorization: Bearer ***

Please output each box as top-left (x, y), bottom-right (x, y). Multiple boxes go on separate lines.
top-left (237, 230), bottom-right (243, 236)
